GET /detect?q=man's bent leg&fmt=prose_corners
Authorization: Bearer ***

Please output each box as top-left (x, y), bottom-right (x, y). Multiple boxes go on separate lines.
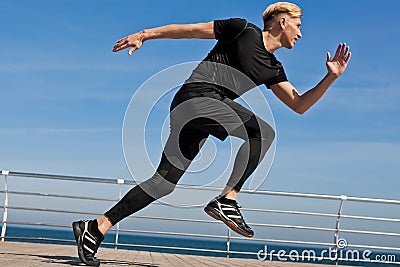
top-left (226, 115), bottom-right (275, 193)
top-left (204, 116), bottom-right (275, 238)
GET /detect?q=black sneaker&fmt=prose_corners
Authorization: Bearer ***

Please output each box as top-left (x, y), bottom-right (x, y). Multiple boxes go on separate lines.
top-left (204, 197), bottom-right (254, 238)
top-left (72, 220), bottom-right (104, 266)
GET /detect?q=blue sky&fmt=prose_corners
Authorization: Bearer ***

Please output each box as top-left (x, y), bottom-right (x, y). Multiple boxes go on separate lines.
top-left (1, 0), bottom-right (399, 244)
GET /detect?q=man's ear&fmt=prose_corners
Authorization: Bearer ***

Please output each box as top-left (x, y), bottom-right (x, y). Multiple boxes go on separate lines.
top-left (279, 17), bottom-right (286, 30)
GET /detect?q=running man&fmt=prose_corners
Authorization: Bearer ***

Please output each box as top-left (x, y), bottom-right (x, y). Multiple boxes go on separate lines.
top-left (73, 2), bottom-right (351, 266)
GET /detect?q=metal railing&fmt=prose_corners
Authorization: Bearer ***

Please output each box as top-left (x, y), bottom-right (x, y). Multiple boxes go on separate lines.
top-left (1, 170), bottom-right (399, 265)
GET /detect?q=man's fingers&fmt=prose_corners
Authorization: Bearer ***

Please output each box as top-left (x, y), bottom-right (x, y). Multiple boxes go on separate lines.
top-left (112, 44), bottom-right (124, 52)
top-left (345, 52), bottom-right (352, 63)
top-left (338, 44), bottom-right (350, 63)
top-left (116, 36), bottom-right (129, 44)
top-left (128, 47), bottom-right (136, 55)
top-left (113, 43), bottom-right (129, 52)
top-left (343, 45), bottom-right (350, 60)
top-left (326, 51), bottom-right (331, 62)
top-left (339, 43), bottom-right (347, 58)
top-left (333, 43), bottom-right (342, 60)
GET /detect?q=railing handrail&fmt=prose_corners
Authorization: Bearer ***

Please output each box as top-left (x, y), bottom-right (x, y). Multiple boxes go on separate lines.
top-left (1, 170), bottom-right (399, 265)
top-left (3, 170), bottom-right (400, 205)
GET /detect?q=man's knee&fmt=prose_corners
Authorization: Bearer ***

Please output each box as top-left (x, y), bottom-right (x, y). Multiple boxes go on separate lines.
top-left (139, 172), bottom-right (177, 199)
top-left (244, 116), bottom-right (275, 142)
top-left (250, 119), bottom-right (275, 143)
top-left (259, 122), bottom-right (275, 143)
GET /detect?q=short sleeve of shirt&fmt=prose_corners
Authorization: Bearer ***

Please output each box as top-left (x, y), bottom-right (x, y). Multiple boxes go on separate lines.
top-left (214, 18), bottom-right (248, 43)
top-left (265, 67), bottom-right (288, 89)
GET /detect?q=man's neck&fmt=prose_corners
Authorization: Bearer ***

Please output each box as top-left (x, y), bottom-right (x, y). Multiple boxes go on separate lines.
top-left (262, 31), bottom-right (282, 54)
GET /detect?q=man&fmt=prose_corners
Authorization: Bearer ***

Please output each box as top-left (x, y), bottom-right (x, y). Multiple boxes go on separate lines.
top-left (72, 2), bottom-right (351, 266)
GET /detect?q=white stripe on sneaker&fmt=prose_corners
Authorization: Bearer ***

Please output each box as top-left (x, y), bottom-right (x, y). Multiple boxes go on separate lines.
top-left (84, 244), bottom-right (94, 254)
top-left (85, 234), bottom-right (96, 245)
top-left (221, 207), bottom-right (236, 211)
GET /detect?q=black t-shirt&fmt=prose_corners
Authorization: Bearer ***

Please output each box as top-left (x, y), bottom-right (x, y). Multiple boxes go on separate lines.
top-left (184, 18), bottom-right (287, 99)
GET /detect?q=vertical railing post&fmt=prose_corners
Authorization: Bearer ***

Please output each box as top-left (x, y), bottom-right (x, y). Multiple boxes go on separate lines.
top-left (114, 178), bottom-right (124, 249)
top-left (333, 195), bottom-right (347, 265)
top-left (1, 170), bottom-right (10, 242)
top-left (226, 228), bottom-right (231, 258)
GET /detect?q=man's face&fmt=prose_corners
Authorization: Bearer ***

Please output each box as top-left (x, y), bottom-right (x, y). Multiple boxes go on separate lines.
top-left (281, 16), bottom-right (302, 49)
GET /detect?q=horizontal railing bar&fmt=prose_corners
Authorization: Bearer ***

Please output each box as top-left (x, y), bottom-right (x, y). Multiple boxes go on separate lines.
top-left (127, 214), bottom-right (221, 224)
top-left (0, 190), bottom-right (186, 208)
top-left (4, 206), bottom-right (220, 224)
top-left (340, 228), bottom-right (400, 237)
top-left (3, 171), bottom-right (126, 184)
top-left (341, 214), bottom-right (400, 223)
top-left (344, 196), bottom-right (400, 205)
top-left (4, 206), bottom-right (225, 227)
top-left (242, 207), bottom-right (337, 217)
top-left (0, 190), bottom-right (118, 202)
top-left (4, 171), bottom-right (135, 184)
top-left (230, 236), bottom-right (335, 247)
top-left (248, 190), bottom-right (400, 205)
top-left (346, 243), bottom-right (400, 252)
top-left (4, 236), bottom-right (75, 244)
top-left (5, 221), bottom-right (74, 229)
top-left (250, 222), bottom-right (336, 232)
top-left (4, 170), bottom-right (400, 205)
top-left (5, 206), bottom-right (103, 216)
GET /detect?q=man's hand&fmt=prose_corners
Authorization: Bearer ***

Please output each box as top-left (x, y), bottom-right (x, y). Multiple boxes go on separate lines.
top-left (113, 31), bottom-right (144, 55)
top-left (326, 43), bottom-right (351, 77)
top-left (271, 43), bottom-right (351, 114)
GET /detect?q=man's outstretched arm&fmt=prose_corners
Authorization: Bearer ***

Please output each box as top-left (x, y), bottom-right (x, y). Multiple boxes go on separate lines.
top-left (113, 22), bottom-right (215, 55)
top-left (271, 43), bottom-right (351, 114)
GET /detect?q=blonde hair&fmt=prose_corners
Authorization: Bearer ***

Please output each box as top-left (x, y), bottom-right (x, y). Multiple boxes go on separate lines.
top-left (263, 2), bottom-right (302, 30)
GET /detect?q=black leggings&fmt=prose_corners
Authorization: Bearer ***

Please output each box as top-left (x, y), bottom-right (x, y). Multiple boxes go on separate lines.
top-left (105, 114), bottom-right (275, 225)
